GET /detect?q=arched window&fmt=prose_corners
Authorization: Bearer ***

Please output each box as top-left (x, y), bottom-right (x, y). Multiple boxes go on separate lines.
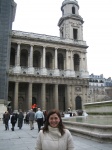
top-left (10, 48), bottom-right (15, 66)
top-left (58, 53), bottom-right (64, 70)
top-left (73, 28), bottom-right (77, 40)
top-left (33, 51), bottom-right (41, 68)
top-left (75, 96), bottom-right (82, 110)
top-left (72, 6), bottom-right (75, 14)
top-left (46, 52), bottom-right (52, 69)
top-left (74, 54), bottom-right (80, 71)
top-left (20, 49), bottom-right (28, 67)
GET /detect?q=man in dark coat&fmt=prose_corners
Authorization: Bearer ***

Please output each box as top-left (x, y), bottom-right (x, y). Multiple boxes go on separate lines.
top-left (11, 113), bottom-right (17, 131)
top-left (4, 111), bottom-right (10, 130)
top-left (18, 110), bottom-right (24, 129)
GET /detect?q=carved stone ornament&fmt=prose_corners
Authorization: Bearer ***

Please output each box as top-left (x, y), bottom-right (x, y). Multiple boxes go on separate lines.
top-left (75, 87), bottom-right (81, 92)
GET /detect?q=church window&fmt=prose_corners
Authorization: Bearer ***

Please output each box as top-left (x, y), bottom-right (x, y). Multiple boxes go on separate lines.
top-left (73, 28), bottom-right (77, 40)
top-left (74, 54), bottom-right (79, 71)
top-left (72, 6), bottom-right (75, 14)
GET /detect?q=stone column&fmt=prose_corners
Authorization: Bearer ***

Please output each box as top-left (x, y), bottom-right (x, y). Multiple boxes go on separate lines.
top-left (43, 47), bottom-right (46, 68)
top-left (54, 84), bottom-right (59, 109)
top-left (40, 53), bottom-right (43, 68)
top-left (66, 50), bottom-right (71, 76)
top-left (55, 48), bottom-right (57, 69)
top-left (66, 85), bottom-right (71, 109)
top-left (41, 47), bottom-right (47, 75)
top-left (14, 82), bottom-right (19, 111)
top-left (28, 45), bottom-right (34, 74)
top-left (70, 50), bottom-right (75, 77)
top-left (54, 48), bottom-right (59, 76)
top-left (85, 53), bottom-right (88, 71)
top-left (82, 86), bottom-right (86, 110)
top-left (14, 43), bottom-right (21, 73)
top-left (29, 45), bottom-right (33, 67)
top-left (85, 86), bottom-right (89, 103)
top-left (41, 83), bottom-right (46, 110)
top-left (71, 50), bottom-right (73, 70)
top-left (28, 82), bottom-right (32, 110)
top-left (66, 50), bottom-right (68, 70)
top-left (16, 43), bottom-right (21, 66)
top-left (80, 54), bottom-right (83, 71)
top-left (71, 85), bottom-right (75, 110)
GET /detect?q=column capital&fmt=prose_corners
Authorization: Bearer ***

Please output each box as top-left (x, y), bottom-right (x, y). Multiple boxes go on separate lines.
top-left (17, 42), bottom-right (21, 45)
top-left (55, 47), bottom-right (58, 50)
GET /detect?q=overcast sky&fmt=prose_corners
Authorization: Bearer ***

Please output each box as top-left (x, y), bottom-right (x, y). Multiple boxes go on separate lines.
top-left (13, 0), bottom-right (112, 79)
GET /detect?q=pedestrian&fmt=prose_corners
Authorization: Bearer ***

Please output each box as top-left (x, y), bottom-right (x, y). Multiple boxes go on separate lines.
top-left (28, 109), bottom-right (35, 130)
top-left (18, 109), bottom-right (24, 129)
top-left (25, 112), bottom-right (29, 124)
top-left (4, 111), bottom-right (10, 130)
top-left (35, 108), bottom-right (44, 132)
top-left (11, 113), bottom-right (17, 131)
top-left (15, 112), bottom-right (18, 122)
top-left (43, 110), bottom-right (47, 125)
top-left (35, 109), bottom-right (75, 150)
top-left (3, 112), bottom-right (6, 124)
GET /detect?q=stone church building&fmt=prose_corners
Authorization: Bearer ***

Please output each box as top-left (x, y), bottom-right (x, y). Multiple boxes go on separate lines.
top-left (1, 0), bottom-right (89, 112)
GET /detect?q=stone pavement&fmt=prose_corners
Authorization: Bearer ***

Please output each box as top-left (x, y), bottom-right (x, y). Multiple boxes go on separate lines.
top-left (0, 121), bottom-right (112, 150)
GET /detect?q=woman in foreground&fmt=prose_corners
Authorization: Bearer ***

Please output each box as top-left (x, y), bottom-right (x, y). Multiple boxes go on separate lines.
top-left (35, 109), bottom-right (75, 150)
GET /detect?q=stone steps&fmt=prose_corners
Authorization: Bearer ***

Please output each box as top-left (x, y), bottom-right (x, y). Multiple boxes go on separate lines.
top-left (63, 121), bottom-right (112, 143)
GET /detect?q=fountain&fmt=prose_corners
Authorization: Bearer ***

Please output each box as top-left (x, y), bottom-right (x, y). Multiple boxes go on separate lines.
top-left (62, 115), bottom-right (112, 143)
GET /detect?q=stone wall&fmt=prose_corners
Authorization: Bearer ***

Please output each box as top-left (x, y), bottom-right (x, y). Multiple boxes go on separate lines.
top-left (84, 100), bottom-right (112, 115)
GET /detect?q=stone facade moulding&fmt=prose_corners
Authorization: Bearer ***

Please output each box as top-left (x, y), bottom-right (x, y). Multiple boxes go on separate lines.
top-left (9, 74), bottom-right (89, 86)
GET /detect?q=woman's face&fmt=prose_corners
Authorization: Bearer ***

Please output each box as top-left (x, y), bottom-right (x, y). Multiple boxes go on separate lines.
top-left (49, 113), bottom-right (60, 128)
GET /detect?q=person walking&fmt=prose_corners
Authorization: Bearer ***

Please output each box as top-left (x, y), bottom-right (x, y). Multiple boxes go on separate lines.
top-left (18, 109), bottom-right (24, 129)
top-left (43, 110), bottom-right (47, 125)
top-left (3, 112), bottom-right (6, 124)
top-left (35, 108), bottom-right (44, 132)
top-left (11, 113), bottom-right (17, 131)
top-left (35, 109), bottom-right (75, 150)
top-left (28, 109), bottom-right (35, 130)
top-left (25, 111), bottom-right (29, 124)
top-left (4, 111), bottom-right (10, 130)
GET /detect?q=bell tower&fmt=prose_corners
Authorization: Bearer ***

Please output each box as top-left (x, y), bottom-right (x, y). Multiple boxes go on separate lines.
top-left (58, 0), bottom-right (84, 41)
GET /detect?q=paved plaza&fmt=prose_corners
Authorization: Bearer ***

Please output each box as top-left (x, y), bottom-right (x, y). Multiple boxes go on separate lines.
top-left (0, 120), bottom-right (112, 150)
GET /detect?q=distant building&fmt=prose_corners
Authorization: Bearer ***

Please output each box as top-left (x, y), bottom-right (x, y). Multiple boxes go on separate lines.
top-left (88, 74), bottom-right (112, 103)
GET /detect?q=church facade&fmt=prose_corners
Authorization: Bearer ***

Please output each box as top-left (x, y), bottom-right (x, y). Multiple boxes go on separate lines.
top-left (8, 0), bottom-right (89, 112)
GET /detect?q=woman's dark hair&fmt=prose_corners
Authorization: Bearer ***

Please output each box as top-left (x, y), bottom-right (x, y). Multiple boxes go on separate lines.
top-left (43, 109), bottom-right (65, 135)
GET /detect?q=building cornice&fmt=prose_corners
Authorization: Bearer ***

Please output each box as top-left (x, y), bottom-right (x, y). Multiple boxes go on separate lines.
top-left (11, 30), bottom-right (88, 49)
top-left (9, 74), bottom-right (89, 86)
